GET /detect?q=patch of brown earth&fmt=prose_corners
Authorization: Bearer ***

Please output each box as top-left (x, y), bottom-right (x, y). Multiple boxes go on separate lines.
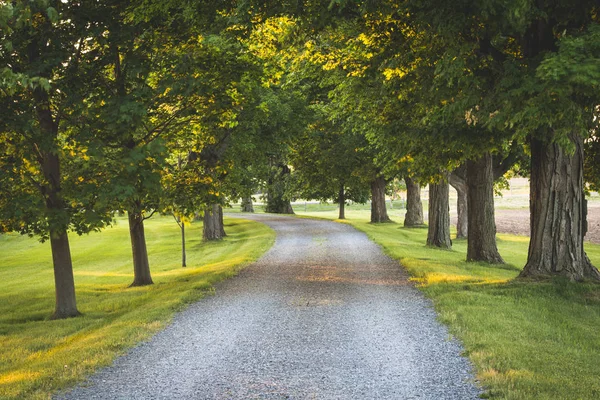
top-left (451, 206), bottom-right (600, 244)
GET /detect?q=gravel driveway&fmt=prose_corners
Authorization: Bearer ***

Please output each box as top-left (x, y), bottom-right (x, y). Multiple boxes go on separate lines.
top-left (58, 215), bottom-right (481, 400)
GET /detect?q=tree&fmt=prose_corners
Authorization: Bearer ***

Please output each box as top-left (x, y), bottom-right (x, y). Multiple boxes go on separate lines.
top-left (291, 117), bottom-right (370, 220)
top-left (0, 1), bottom-right (114, 318)
top-left (237, 17), bottom-right (314, 215)
top-left (487, 3), bottom-right (600, 279)
top-left (427, 178), bottom-right (452, 249)
top-left (79, 3), bottom-right (183, 286)
top-left (291, 19), bottom-right (412, 223)
top-left (449, 166), bottom-right (468, 238)
top-left (404, 176), bottom-right (424, 227)
top-left (466, 153), bottom-right (504, 263)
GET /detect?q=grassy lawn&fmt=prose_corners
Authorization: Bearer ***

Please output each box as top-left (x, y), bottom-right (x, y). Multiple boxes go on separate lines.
top-left (0, 215), bottom-right (274, 400)
top-left (294, 207), bottom-right (600, 400)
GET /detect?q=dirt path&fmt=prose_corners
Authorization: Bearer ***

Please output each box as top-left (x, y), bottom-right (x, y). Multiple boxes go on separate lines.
top-left (58, 215), bottom-right (480, 400)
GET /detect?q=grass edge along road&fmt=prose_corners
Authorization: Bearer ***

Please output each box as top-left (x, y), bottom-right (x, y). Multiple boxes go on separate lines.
top-left (0, 216), bottom-right (275, 400)
top-left (295, 208), bottom-right (600, 400)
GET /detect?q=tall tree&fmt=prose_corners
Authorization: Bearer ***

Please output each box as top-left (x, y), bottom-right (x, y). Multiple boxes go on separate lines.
top-left (0, 1), bottom-right (113, 317)
top-left (466, 153), bottom-right (504, 263)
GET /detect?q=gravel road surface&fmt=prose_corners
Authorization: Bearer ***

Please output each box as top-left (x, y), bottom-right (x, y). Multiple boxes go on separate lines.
top-left (58, 214), bottom-right (481, 400)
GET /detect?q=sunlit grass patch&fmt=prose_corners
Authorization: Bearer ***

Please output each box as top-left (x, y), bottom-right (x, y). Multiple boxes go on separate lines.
top-left (0, 216), bottom-right (274, 399)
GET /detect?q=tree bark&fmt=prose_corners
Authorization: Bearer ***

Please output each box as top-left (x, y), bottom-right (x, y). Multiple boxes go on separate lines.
top-left (370, 176), bottom-right (391, 223)
top-left (338, 185), bottom-right (346, 220)
top-left (427, 180), bottom-right (452, 249)
top-left (404, 176), bottom-right (424, 227)
top-left (50, 230), bottom-right (80, 319)
top-left (466, 153), bottom-right (504, 263)
top-left (449, 167), bottom-right (468, 239)
top-left (128, 210), bottom-right (153, 286)
top-left (241, 196), bottom-right (254, 213)
top-left (203, 204), bottom-right (226, 241)
top-left (520, 134), bottom-right (600, 281)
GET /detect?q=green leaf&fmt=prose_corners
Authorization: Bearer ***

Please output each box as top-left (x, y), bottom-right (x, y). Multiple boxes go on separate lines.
top-left (46, 7), bottom-right (58, 23)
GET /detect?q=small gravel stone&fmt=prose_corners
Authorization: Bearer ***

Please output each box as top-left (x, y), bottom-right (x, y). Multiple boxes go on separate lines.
top-left (57, 214), bottom-right (481, 400)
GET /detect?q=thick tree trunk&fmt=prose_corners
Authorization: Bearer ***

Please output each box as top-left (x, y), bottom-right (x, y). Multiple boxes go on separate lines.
top-left (241, 196), bottom-right (254, 213)
top-left (203, 204), bottom-right (226, 241)
top-left (404, 176), bottom-right (424, 227)
top-left (128, 210), bottom-right (153, 286)
top-left (50, 230), bottom-right (80, 319)
top-left (427, 180), bottom-right (452, 249)
top-left (370, 176), bottom-right (391, 223)
top-left (449, 167), bottom-right (468, 239)
top-left (520, 134), bottom-right (600, 281)
top-left (338, 185), bottom-right (346, 220)
top-left (466, 154), bottom-right (504, 263)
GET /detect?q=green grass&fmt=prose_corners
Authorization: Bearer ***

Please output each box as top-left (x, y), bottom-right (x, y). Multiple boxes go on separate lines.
top-left (294, 208), bottom-right (600, 400)
top-left (0, 215), bottom-right (275, 400)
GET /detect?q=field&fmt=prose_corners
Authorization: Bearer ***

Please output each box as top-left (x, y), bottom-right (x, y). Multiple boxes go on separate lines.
top-left (0, 216), bottom-right (275, 399)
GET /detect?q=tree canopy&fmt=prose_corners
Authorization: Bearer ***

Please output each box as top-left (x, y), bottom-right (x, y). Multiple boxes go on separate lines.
top-left (2, 0), bottom-right (600, 318)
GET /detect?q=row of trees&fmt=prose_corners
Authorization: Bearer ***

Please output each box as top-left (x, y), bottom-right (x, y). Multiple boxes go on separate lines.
top-left (2, 0), bottom-right (599, 319)
top-left (0, 0), bottom-right (308, 318)
top-left (280, 1), bottom-right (600, 284)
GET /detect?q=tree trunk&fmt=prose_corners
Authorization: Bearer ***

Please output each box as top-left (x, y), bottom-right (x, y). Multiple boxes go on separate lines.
top-left (265, 163), bottom-right (295, 214)
top-left (35, 89), bottom-right (80, 319)
top-left (449, 166), bottom-right (468, 239)
top-left (203, 204), bottom-right (226, 241)
top-left (50, 230), bottom-right (80, 319)
top-left (181, 222), bottom-right (186, 268)
top-left (265, 197), bottom-right (294, 214)
top-left (241, 196), bottom-right (254, 213)
top-left (218, 204), bottom-right (226, 237)
top-left (370, 176), bottom-right (391, 223)
top-left (404, 176), bottom-right (424, 227)
top-left (520, 134), bottom-right (600, 281)
top-left (128, 210), bottom-right (153, 286)
top-left (427, 180), bottom-right (452, 249)
top-left (466, 153), bottom-right (504, 263)
top-left (338, 185), bottom-right (346, 220)
top-left (456, 189), bottom-right (468, 239)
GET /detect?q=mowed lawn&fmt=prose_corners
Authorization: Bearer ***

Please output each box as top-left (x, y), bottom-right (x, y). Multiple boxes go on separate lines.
top-left (0, 216), bottom-right (275, 399)
top-left (295, 207), bottom-right (600, 400)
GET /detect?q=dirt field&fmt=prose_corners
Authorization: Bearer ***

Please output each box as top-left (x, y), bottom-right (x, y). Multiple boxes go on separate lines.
top-left (490, 206), bottom-right (600, 245)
